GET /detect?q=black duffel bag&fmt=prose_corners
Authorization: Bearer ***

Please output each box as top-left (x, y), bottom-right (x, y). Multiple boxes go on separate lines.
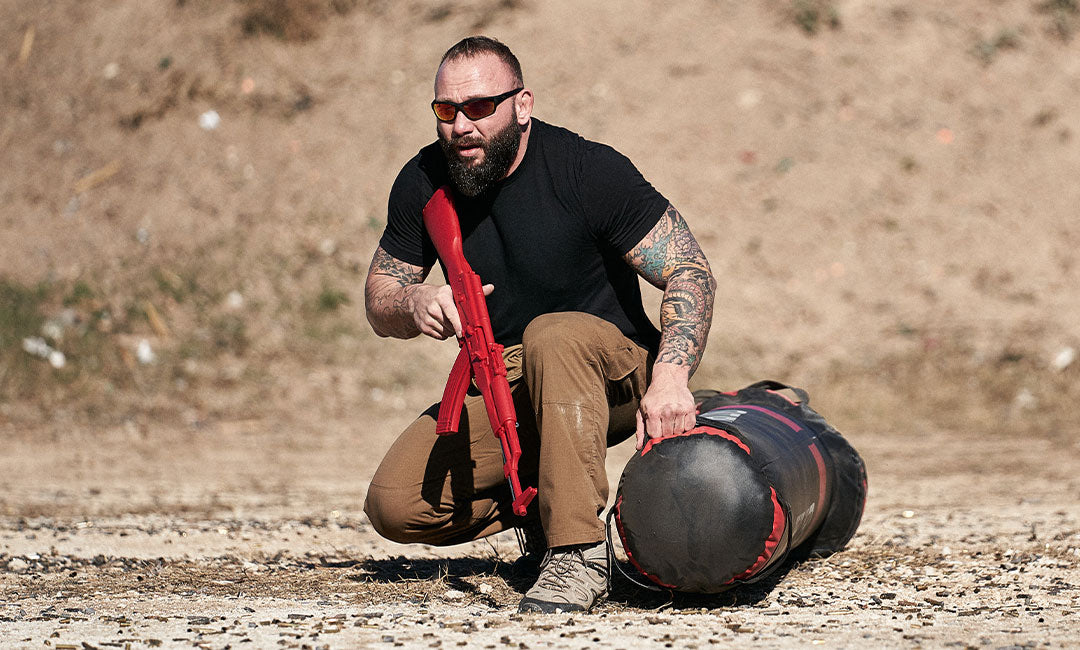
top-left (608, 380), bottom-right (867, 593)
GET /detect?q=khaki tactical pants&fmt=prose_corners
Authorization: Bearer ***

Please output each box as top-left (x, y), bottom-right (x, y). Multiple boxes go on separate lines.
top-left (364, 312), bottom-right (652, 549)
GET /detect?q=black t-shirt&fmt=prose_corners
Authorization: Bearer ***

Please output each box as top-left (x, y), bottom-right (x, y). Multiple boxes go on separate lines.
top-left (379, 119), bottom-right (668, 349)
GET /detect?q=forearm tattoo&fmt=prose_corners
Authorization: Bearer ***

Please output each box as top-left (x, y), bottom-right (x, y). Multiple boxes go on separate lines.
top-left (624, 204), bottom-right (716, 373)
top-left (370, 247), bottom-right (426, 286)
top-left (365, 247), bottom-right (428, 337)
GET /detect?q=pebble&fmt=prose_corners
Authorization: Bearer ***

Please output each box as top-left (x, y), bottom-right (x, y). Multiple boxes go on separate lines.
top-left (7, 558), bottom-right (29, 572)
top-left (136, 339), bottom-right (156, 365)
top-left (1052, 347), bottom-right (1075, 371)
top-left (198, 110), bottom-right (221, 130)
top-left (226, 291), bottom-right (244, 309)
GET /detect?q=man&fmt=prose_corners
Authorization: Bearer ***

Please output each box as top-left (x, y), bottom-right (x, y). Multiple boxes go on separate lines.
top-left (363, 36), bottom-right (716, 613)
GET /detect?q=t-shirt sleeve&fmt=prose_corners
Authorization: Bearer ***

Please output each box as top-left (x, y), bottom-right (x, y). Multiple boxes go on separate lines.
top-left (379, 155), bottom-right (438, 268)
top-left (578, 142), bottom-right (669, 255)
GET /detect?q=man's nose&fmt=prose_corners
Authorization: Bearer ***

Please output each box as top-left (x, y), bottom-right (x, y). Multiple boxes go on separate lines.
top-left (451, 110), bottom-right (474, 136)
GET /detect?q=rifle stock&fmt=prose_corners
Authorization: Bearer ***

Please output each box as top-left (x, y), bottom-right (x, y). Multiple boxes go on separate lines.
top-left (422, 186), bottom-right (537, 517)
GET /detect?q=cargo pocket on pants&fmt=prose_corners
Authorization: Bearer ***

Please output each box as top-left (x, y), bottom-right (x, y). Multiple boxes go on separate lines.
top-left (601, 343), bottom-right (647, 443)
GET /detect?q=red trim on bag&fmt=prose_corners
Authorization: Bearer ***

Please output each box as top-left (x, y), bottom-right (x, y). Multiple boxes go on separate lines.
top-left (731, 486), bottom-right (786, 582)
top-left (640, 426), bottom-right (751, 456)
top-left (807, 442), bottom-right (829, 530)
top-left (614, 495), bottom-right (679, 590)
top-left (711, 404), bottom-right (803, 432)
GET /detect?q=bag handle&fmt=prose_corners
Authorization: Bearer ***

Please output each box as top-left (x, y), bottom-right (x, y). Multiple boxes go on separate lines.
top-left (742, 380), bottom-right (811, 405)
top-left (605, 507), bottom-right (667, 593)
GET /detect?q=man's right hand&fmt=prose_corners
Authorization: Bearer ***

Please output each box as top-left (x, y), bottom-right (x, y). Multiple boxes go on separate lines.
top-left (407, 283), bottom-right (494, 340)
top-left (365, 245), bottom-right (497, 341)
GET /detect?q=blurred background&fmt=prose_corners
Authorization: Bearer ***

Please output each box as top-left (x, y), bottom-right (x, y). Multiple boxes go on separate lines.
top-left (2, 0), bottom-right (1078, 455)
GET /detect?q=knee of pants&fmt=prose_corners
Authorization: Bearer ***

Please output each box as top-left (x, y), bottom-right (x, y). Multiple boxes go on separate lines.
top-left (521, 312), bottom-right (592, 361)
top-left (363, 484), bottom-right (447, 545)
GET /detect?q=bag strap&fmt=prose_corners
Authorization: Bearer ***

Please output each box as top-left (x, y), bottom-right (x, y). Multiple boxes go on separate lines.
top-left (742, 380), bottom-right (811, 406)
top-left (604, 507), bottom-right (667, 593)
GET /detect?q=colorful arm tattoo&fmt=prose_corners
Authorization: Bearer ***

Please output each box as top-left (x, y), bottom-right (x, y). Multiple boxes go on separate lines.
top-left (623, 204), bottom-right (717, 373)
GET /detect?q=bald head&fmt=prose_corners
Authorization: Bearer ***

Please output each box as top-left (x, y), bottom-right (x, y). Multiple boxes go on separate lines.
top-left (438, 36), bottom-right (523, 87)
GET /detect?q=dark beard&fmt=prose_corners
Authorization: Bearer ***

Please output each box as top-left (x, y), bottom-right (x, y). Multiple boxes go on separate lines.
top-left (439, 118), bottom-right (521, 197)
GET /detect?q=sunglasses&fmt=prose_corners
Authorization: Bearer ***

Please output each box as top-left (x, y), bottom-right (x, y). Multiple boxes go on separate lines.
top-left (431, 87), bottom-right (523, 123)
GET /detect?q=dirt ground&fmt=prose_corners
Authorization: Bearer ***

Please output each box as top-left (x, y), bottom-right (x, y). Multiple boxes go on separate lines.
top-left (0, 424), bottom-right (1077, 648)
top-left (2, 0), bottom-right (1079, 647)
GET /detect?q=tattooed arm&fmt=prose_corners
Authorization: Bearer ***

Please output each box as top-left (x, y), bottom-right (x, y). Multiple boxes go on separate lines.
top-left (365, 246), bottom-right (493, 340)
top-left (623, 203), bottom-right (717, 448)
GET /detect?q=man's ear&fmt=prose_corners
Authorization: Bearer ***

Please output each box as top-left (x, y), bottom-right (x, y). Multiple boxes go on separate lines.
top-left (515, 88), bottom-right (534, 126)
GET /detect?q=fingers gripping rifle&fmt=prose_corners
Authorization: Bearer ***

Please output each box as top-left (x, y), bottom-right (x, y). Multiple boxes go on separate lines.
top-left (422, 186), bottom-right (538, 517)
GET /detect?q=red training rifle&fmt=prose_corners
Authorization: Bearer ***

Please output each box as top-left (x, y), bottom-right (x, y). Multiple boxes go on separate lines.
top-left (422, 186), bottom-right (538, 517)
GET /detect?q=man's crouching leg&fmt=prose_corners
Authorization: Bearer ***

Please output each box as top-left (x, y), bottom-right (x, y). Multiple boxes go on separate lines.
top-left (517, 312), bottom-right (650, 613)
top-left (364, 393), bottom-right (536, 547)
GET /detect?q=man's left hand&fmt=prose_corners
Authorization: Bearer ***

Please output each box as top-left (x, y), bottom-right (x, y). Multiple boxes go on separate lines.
top-left (635, 362), bottom-right (697, 450)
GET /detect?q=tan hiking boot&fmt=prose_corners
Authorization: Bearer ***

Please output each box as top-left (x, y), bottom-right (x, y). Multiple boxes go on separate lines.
top-left (518, 541), bottom-right (609, 613)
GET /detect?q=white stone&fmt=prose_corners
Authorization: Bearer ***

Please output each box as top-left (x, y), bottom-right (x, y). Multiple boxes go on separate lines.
top-left (136, 339), bottom-right (156, 365)
top-left (1013, 388), bottom-right (1037, 411)
top-left (7, 558), bottom-right (29, 571)
top-left (198, 110), bottom-right (221, 130)
top-left (22, 336), bottom-right (50, 357)
top-left (41, 320), bottom-right (64, 340)
top-left (1052, 347), bottom-right (1075, 371)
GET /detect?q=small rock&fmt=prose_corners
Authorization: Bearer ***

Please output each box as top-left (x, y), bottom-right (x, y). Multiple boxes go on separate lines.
top-left (7, 558), bottom-right (29, 572)
top-left (444, 589), bottom-right (466, 601)
top-left (1013, 388), bottom-right (1037, 411)
top-left (41, 319), bottom-right (65, 340)
top-left (1051, 347), bottom-right (1075, 371)
top-left (22, 336), bottom-right (50, 358)
top-left (198, 110), bottom-right (221, 131)
top-left (136, 340), bottom-right (156, 365)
